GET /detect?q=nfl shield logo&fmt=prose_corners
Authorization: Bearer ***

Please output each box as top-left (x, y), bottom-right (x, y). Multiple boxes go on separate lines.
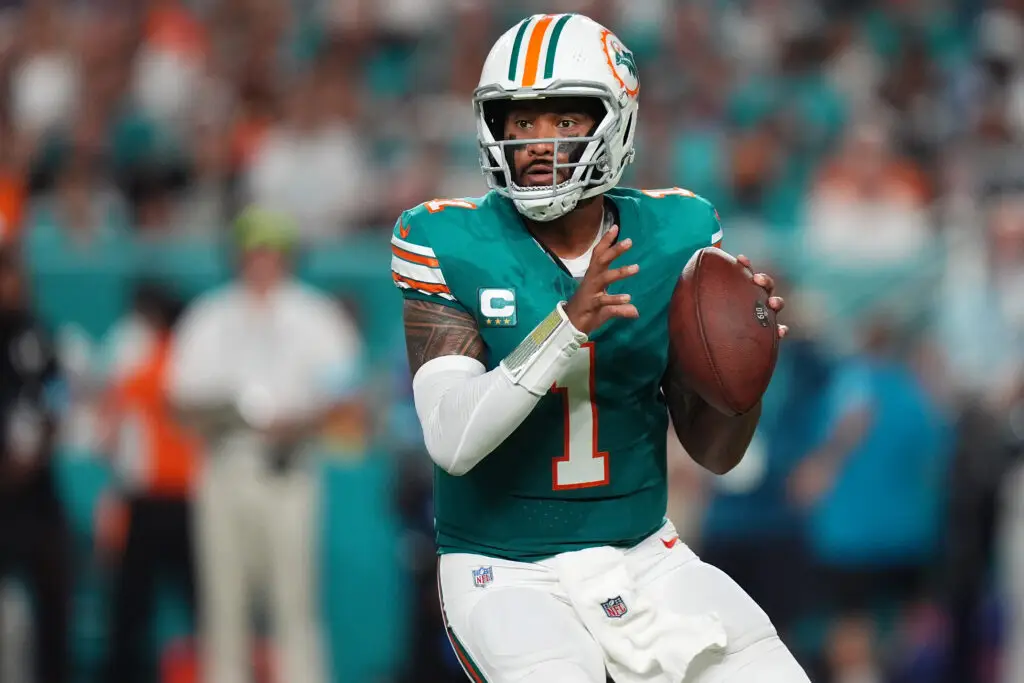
top-left (472, 566), bottom-right (494, 588)
top-left (601, 596), bottom-right (628, 619)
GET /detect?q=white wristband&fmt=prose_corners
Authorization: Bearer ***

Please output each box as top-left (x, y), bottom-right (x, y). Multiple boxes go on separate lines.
top-left (499, 302), bottom-right (588, 396)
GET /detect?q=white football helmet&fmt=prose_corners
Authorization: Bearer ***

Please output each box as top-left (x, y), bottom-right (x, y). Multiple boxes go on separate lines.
top-left (474, 14), bottom-right (640, 222)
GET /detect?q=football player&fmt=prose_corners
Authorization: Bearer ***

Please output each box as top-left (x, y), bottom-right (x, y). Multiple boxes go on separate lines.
top-left (392, 13), bottom-right (808, 683)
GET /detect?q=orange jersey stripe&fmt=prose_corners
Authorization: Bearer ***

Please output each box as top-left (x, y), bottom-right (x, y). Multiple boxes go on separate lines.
top-left (392, 272), bottom-right (451, 295)
top-left (521, 15), bottom-right (554, 87)
top-left (391, 244), bottom-right (440, 268)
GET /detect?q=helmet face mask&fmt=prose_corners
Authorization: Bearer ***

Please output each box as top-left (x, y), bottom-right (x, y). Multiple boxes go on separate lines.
top-left (474, 15), bottom-right (640, 222)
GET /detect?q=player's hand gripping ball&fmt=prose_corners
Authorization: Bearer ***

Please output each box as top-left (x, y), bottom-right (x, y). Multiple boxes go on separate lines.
top-left (668, 248), bottom-right (787, 416)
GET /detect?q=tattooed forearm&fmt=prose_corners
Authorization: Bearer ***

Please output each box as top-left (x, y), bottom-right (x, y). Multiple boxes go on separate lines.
top-left (403, 300), bottom-right (487, 375)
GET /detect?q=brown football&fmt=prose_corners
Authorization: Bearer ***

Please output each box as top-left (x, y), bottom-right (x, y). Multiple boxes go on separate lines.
top-left (668, 247), bottom-right (779, 416)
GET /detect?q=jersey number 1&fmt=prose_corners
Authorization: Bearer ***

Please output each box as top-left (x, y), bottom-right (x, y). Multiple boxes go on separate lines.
top-left (551, 343), bottom-right (609, 490)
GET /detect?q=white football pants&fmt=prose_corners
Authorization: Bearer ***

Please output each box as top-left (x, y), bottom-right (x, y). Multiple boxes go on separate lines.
top-left (437, 521), bottom-right (810, 683)
top-left (194, 447), bottom-right (327, 683)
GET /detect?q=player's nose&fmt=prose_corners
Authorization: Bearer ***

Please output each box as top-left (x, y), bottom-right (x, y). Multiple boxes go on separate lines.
top-left (525, 118), bottom-right (560, 153)
top-left (524, 137), bottom-right (555, 158)
top-left (533, 118), bottom-right (560, 138)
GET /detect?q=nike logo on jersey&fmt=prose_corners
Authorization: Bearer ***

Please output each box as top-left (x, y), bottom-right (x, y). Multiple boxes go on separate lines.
top-left (661, 536), bottom-right (679, 549)
top-left (398, 219), bottom-right (410, 238)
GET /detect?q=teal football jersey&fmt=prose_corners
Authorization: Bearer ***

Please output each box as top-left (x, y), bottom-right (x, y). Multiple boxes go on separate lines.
top-left (391, 188), bottom-right (723, 561)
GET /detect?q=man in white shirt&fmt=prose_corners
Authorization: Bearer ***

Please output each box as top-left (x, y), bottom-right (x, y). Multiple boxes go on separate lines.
top-left (168, 207), bottom-right (364, 683)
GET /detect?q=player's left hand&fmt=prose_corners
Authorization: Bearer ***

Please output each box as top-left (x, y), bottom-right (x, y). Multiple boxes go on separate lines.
top-left (737, 254), bottom-right (788, 339)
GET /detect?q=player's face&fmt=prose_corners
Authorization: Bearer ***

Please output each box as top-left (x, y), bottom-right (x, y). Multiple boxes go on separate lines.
top-left (503, 102), bottom-right (596, 188)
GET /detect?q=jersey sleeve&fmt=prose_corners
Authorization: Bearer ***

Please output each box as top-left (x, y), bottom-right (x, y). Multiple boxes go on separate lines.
top-left (687, 192), bottom-right (724, 248)
top-left (640, 187), bottom-right (723, 249)
top-left (708, 204), bottom-right (724, 248)
top-left (390, 211), bottom-right (464, 310)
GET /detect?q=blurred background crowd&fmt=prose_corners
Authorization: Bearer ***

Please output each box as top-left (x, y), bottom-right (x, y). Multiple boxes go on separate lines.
top-left (0, 0), bottom-right (1022, 682)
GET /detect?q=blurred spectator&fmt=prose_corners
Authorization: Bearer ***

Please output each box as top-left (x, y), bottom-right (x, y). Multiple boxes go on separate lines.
top-left (243, 59), bottom-right (372, 242)
top-left (168, 206), bottom-right (365, 683)
top-left (876, 35), bottom-right (950, 171)
top-left (0, 115), bottom-right (31, 244)
top-left (23, 151), bottom-right (128, 253)
top-left (176, 121), bottom-right (233, 234)
top-left (941, 397), bottom-right (1019, 683)
top-left (0, 245), bottom-right (70, 683)
top-left (131, 0), bottom-right (211, 134)
top-left (940, 194), bottom-right (1024, 401)
top-left (973, 3), bottom-right (1024, 142)
top-left (805, 121), bottom-right (932, 267)
top-left (127, 166), bottom-right (185, 240)
top-left (8, 0), bottom-right (78, 138)
top-left (826, 17), bottom-right (885, 124)
top-left (227, 83), bottom-right (279, 174)
top-left (98, 281), bottom-right (199, 683)
top-left (790, 317), bottom-right (953, 683)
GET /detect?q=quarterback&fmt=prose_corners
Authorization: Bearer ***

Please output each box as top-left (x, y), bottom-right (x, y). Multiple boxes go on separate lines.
top-left (392, 13), bottom-right (810, 683)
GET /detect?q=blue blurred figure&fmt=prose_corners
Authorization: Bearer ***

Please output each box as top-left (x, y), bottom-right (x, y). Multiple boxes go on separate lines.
top-left (789, 316), bottom-right (954, 683)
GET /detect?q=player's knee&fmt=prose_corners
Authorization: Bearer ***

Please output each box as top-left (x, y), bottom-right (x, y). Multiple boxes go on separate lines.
top-left (653, 558), bottom-right (778, 652)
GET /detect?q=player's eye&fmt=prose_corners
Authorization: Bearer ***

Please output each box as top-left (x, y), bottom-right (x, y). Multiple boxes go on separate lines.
top-left (515, 119), bottom-right (532, 130)
top-left (557, 119), bottom-right (577, 129)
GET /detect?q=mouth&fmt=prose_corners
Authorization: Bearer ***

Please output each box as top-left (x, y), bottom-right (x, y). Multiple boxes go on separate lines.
top-left (520, 164), bottom-right (561, 187)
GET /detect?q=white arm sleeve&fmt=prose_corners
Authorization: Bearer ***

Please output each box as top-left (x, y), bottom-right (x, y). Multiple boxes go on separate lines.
top-left (411, 302), bottom-right (588, 475)
top-left (412, 355), bottom-right (544, 476)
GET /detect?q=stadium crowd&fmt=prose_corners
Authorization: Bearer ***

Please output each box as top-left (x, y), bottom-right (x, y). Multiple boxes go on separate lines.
top-left (0, 0), bottom-right (1022, 682)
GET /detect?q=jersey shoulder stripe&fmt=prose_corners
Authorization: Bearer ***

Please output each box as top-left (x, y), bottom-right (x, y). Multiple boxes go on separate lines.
top-left (390, 247), bottom-right (454, 301)
top-left (390, 253), bottom-right (444, 281)
top-left (390, 216), bottom-right (460, 305)
top-left (392, 272), bottom-right (455, 300)
top-left (391, 234), bottom-right (436, 259)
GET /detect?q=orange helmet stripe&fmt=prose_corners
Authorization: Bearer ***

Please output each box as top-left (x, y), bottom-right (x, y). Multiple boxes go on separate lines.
top-left (521, 15), bottom-right (554, 87)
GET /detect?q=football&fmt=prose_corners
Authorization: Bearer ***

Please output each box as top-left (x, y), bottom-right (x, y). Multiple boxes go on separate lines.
top-left (668, 247), bottom-right (779, 416)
